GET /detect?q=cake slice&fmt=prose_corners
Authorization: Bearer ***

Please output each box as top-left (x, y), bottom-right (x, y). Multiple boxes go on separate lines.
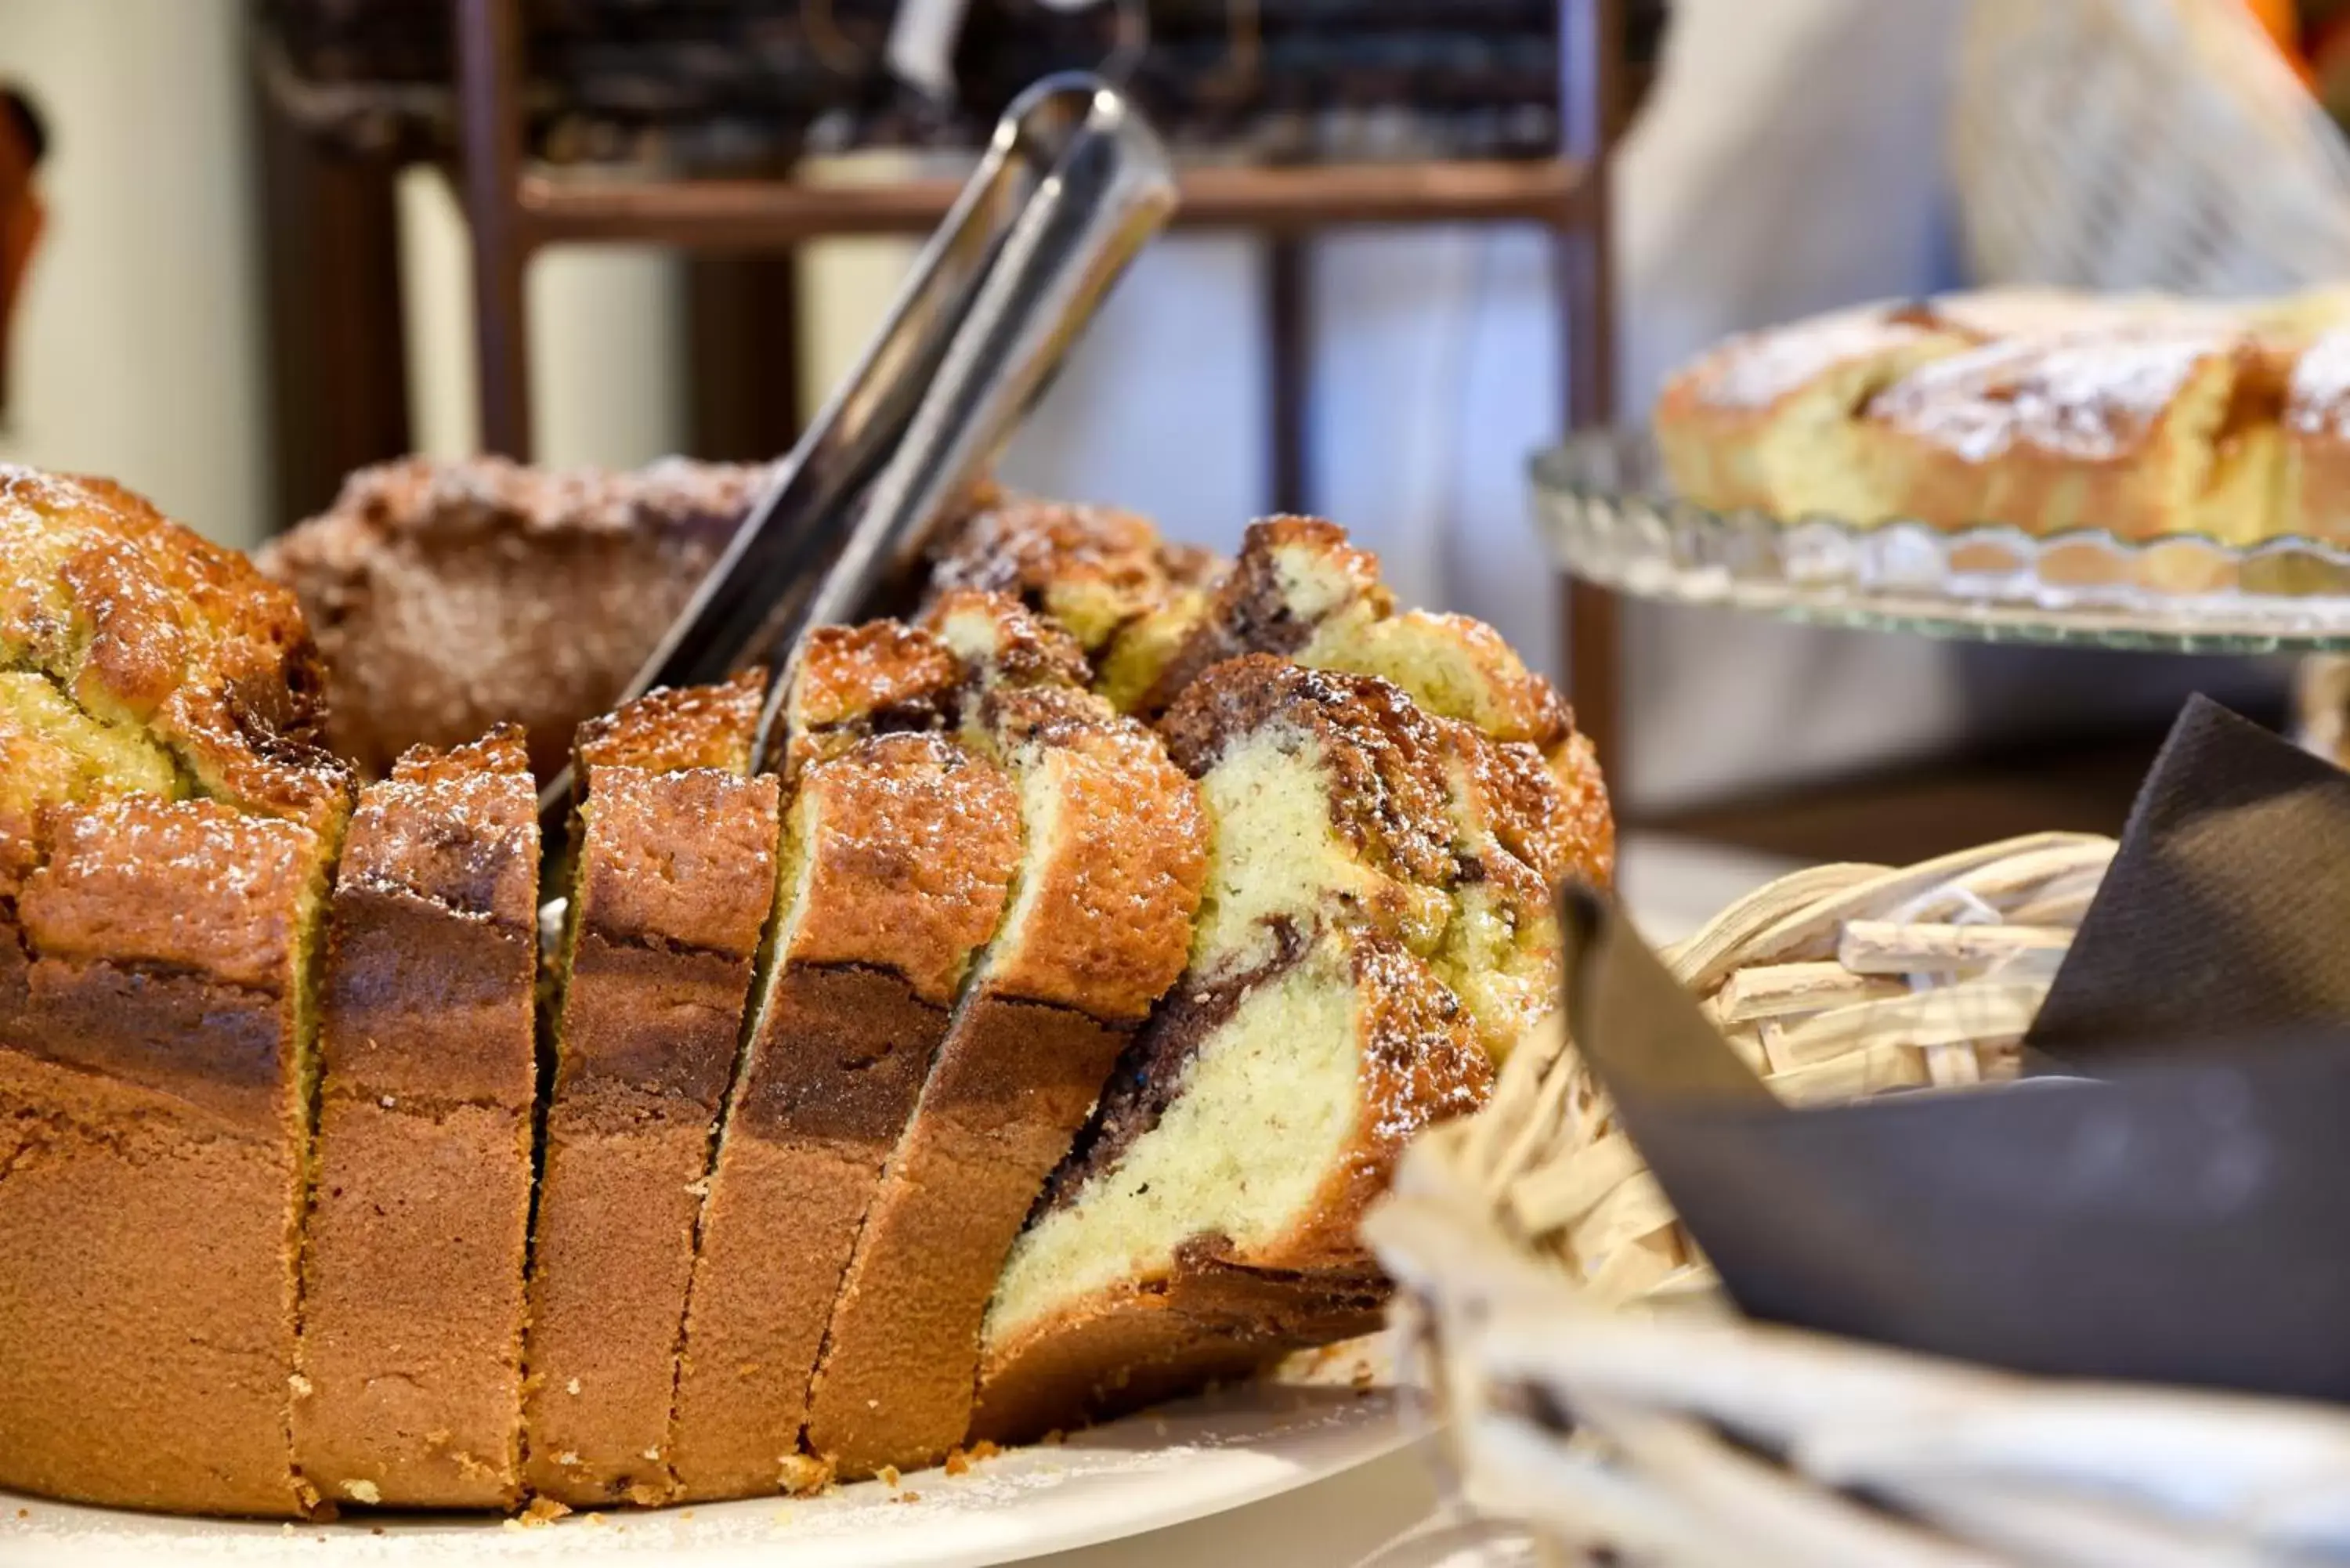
top-left (925, 495), bottom-right (1223, 663)
top-left (1650, 303), bottom-right (1978, 521)
top-left (292, 726), bottom-right (539, 1509)
top-left (1096, 517), bottom-right (1614, 910)
top-left (2276, 327), bottom-right (2350, 541)
top-left (667, 626), bottom-right (1021, 1501)
top-left (1857, 323), bottom-right (2289, 541)
top-left (971, 657), bottom-right (1510, 1443)
top-left (0, 467), bottom-right (351, 1516)
top-left (799, 591), bottom-right (1207, 1479)
top-left (523, 671), bottom-right (780, 1506)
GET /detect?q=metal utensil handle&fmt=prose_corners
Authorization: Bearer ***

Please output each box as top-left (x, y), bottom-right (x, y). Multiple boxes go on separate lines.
top-left (750, 74), bottom-right (1177, 764)
top-left (536, 73), bottom-right (1160, 826)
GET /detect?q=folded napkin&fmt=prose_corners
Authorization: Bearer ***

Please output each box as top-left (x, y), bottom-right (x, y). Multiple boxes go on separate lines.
top-left (1567, 695), bottom-right (2350, 1399)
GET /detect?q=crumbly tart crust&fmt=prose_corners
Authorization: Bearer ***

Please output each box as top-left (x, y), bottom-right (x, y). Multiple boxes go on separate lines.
top-left (667, 627), bottom-right (1021, 1502)
top-left (258, 455), bottom-right (772, 781)
top-left (801, 593), bottom-right (1207, 1479)
top-left (295, 727), bottom-right (540, 1509)
top-left (0, 468), bottom-right (351, 1517)
top-left (524, 671), bottom-right (779, 1506)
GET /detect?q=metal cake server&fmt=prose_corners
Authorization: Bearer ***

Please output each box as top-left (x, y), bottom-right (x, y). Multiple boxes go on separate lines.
top-left (537, 74), bottom-right (1176, 829)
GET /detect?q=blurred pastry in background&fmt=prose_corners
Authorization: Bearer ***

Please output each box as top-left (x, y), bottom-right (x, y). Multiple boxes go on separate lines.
top-left (259, 455), bottom-right (772, 782)
top-left (1652, 288), bottom-right (2348, 545)
top-left (1649, 304), bottom-right (1976, 522)
top-left (1856, 321), bottom-right (2287, 543)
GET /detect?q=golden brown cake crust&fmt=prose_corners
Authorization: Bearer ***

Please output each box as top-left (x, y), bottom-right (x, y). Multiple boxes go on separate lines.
top-left (787, 621), bottom-right (964, 751)
top-left (979, 687), bottom-right (1207, 1020)
top-left (804, 997), bottom-right (1131, 1475)
top-left (0, 465), bottom-right (349, 834)
top-left (573, 666), bottom-right (766, 778)
top-left (15, 798), bottom-right (321, 1126)
top-left (801, 603), bottom-right (1209, 1478)
top-left (669, 656), bottom-right (1021, 1501)
top-left (773, 732), bottom-right (1021, 1007)
top-left (1125, 516), bottom-right (1383, 715)
top-left (258, 455), bottom-right (770, 781)
top-left (0, 794), bottom-right (329, 1517)
top-left (526, 681), bottom-right (779, 1506)
top-left (295, 726), bottom-right (538, 1508)
top-left (925, 497), bottom-right (1178, 652)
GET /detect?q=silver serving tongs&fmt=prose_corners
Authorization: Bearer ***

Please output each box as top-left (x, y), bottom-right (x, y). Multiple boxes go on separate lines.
top-left (537, 74), bottom-right (1176, 830)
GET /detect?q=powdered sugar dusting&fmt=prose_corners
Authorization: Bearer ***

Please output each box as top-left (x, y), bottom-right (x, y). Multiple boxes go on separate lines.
top-left (2290, 328), bottom-right (2350, 439)
top-left (1690, 312), bottom-right (1944, 412)
top-left (1870, 325), bottom-right (2232, 464)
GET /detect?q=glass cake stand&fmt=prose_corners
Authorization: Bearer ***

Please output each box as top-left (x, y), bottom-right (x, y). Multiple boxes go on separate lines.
top-left (1533, 430), bottom-right (2350, 654)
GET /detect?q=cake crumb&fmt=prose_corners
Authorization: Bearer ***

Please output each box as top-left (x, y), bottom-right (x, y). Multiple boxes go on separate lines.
top-left (877, 1465), bottom-right (902, 1489)
top-left (287, 1372), bottom-right (313, 1397)
top-left (684, 1176), bottom-right (711, 1198)
top-left (642, 1446), bottom-right (662, 1461)
top-left (774, 1508), bottom-right (794, 1524)
top-left (16, 1508), bottom-right (28, 1519)
top-left (566, 1378), bottom-right (582, 1396)
top-left (584, 1512), bottom-right (606, 1528)
top-left (776, 1454), bottom-right (833, 1494)
top-left (518, 1496), bottom-right (571, 1526)
top-left (1352, 1360), bottom-right (1376, 1390)
top-left (378, 1094), bottom-right (396, 1109)
top-left (895, 1490), bottom-right (921, 1504)
top-left (342, 1479), bottom-right (381, 1505)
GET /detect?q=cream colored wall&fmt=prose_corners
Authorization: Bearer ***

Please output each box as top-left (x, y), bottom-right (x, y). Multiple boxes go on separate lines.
top-left (398, 168), bottom-right (689, 468)
top-left (0, 0), bottom-right (269, 547)
top-left (398, 154), bottom-right (926, 471)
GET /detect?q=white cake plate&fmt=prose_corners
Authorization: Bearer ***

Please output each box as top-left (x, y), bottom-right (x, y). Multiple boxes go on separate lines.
top-left (0, 1337), bottom-right (1407, 1568)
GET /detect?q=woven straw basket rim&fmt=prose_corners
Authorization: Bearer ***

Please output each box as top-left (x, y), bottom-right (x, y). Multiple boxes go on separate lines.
top-left (1365, 833), bottom-right (2350, 1566)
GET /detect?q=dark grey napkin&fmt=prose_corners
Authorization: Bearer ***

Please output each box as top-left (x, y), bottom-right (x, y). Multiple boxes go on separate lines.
top-left (1564, 696), bottom-right (2350, 1399)
top-left (2028, 694), bottom-right (2350, 1060)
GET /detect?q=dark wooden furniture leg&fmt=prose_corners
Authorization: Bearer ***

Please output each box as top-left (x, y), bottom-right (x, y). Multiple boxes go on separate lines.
top-left (685, 253), bottom-right (806, 462)
top-left (1556, 0), bottom-right (1624, 786)
top-left (1267, 237), bottom-right (1311, 516)
top-left (454, 0), bottom-right (533, 459)
top-left (254, 85), bottom-right (411, 532)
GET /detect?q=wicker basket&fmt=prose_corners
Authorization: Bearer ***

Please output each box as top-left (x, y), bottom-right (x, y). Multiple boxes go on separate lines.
top-left (1367, 833), bottom-right (2350, 1566)
top-left (1953, 0), bottom-right (2350, 293)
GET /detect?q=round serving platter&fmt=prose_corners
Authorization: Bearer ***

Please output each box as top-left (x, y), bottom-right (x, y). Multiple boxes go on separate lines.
top-left (0, 1338), bottom-right (1407, 1568)
top-left (1535, 428), bottom-right (2350, 653)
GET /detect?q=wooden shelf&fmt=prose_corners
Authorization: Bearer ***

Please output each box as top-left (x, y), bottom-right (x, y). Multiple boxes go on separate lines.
top-left (518, 157), bottom-right (1588, 249)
